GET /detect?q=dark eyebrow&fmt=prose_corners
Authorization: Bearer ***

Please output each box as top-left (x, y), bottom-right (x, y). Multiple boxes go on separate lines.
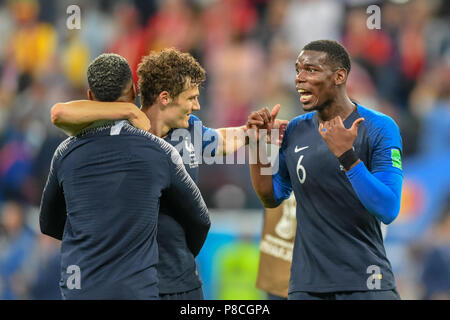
top-left (296, 63), bottom-right (319, 69)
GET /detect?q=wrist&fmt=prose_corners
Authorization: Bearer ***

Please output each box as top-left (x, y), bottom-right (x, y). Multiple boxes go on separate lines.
top-left (127, 104), bottom-right (138, 120)
top-left (338, 147), bottom-right (359, 171)
top-left (346, 159), bottom-right (361, 171)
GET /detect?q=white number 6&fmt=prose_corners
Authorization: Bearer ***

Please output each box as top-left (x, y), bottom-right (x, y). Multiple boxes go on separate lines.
top-left (296, 155), bottom-right (306, 184)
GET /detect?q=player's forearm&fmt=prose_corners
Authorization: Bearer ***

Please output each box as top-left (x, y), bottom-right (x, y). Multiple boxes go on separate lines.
top-left (250, 163), bottom-right (278, 208)
top-left (216, 126), bottom-right (248, 155)
top-left (168, 151), bottom-right (211, 256)
top-left (39, 170), bottom-right (67, 240)
top-left (182, 184), bottom-right (210, 256)
top-left (346, 161), bottom-right (403, 224)
top-left (249, 135), bottom-right (279, 207)
top-left (186, 218), bottom-right (210, 257)
top-left (51, 100), bottom-right (137, 135)
top-left (178, 198), bottom-right (210, 257)
top-left (39, 206), bottom-right (65, 240)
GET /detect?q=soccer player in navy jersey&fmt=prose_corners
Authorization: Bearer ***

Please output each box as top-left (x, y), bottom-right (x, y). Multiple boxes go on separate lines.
top-left (49, 48), bottom-right (283, 300)
top-left (39, 53), bottom-right (210, 299)
top-left (249, 40), bottom-right (403, 300)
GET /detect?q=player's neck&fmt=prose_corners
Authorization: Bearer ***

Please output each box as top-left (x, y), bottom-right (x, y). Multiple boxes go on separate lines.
top-left (145, 104), bottom-right (171, 138)
top-left (317, 95), bottom-right (355, 123)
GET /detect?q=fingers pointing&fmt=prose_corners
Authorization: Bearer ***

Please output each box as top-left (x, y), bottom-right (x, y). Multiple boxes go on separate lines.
top-left (270, 104), bottom-right (281, 120)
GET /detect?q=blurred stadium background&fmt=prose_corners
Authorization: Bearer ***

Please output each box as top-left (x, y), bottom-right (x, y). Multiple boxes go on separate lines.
top-left (0, 0), bottom-right (449, 300)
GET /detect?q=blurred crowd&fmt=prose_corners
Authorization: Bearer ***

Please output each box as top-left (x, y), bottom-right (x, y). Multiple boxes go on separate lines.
top-left (0, 0), bottom-right (449, 299)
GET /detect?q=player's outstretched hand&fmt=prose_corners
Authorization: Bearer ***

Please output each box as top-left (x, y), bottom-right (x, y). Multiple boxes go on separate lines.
top-left (247, 107), bottom-right (272, 129)
top-left (246, 106), bottom-right (272, 143)
top-left (318, 116), bottom-right (364, 157)
top-left (247, 104), bottom-right (287, 145)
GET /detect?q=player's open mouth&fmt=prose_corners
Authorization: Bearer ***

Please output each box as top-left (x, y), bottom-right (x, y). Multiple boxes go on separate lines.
top-left (298, 89), bottom-right (313, 104)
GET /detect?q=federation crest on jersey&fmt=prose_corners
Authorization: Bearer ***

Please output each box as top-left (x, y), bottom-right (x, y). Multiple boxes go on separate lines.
top-left (184, 139), bottom-right (199, 168)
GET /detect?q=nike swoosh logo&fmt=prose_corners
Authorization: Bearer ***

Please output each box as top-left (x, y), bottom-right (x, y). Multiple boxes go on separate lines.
top-left (295, 146), bottom-right (309, 153)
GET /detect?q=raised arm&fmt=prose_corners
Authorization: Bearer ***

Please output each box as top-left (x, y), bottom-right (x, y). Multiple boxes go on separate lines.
top-left (249, 104), bottom-right (289, 208)
top-left (249, 145), bottom-right (279, 208)
top-left (51, 100), bottom-right (150, 136)
top-left (214, 105), bottom-right (288, 156)
top-left (166, 150), bottom-right (210, 257)
top-left (215, 125), bottom-right (248, 155)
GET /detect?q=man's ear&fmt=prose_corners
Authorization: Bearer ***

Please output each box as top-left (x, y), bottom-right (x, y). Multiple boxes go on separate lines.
top-left (335, 69), bottom-right (347, 86)
top-left (158, 91), bottom-right (171, 107)
top-left (87, 89), bottom-right (94, 101)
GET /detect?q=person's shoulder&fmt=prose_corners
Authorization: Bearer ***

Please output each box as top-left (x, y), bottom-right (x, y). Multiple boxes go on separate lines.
top-left (189, 114), bottom-right (210, 131)
top-left (286, 112), bottom-right (315, 133)
top-left (122, 123), bottom-right (176, 156)
top-left (53, 136), bottom-right (77, 160)
top-left (356, 104), bottom-right (399, 128)
top-left (356, 103), bottom-right (400, 134)
top-left (189, 114), bottom-right (202, 124)
top-left (356, 103), bottom-right (402, 150)
top-left (291, 112), bottom-right (315, 125)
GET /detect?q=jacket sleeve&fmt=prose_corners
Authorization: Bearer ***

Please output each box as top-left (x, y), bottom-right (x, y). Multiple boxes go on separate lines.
top-left (39, 155), bottom-right (67, 240)
top-left (166, 149), bottom-right (210, 257)
top-left (347, 116), bottom-right (403, 225)
top-left (346, 161), bottom-right (402, 224)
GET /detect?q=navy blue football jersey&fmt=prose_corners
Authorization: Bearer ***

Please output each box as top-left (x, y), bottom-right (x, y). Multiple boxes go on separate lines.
top-left (273, 104), bottom-right (402, 293)
top-left (39, 121), bottom-right (209, 299)
top-left (157, 115), bottom-right (217, 294)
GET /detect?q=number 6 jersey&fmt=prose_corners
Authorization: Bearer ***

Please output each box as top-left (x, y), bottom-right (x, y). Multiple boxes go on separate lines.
top-left (273, 103), bottom-right (403, 294)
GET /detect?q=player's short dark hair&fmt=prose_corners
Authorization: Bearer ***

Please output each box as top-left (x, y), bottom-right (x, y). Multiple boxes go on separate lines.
top-left (303, 40), bottom-right (351, 74)
top-left (137, 48), bottom-right (206, 108)
top-left (87, 53), bottom-right (132, 102)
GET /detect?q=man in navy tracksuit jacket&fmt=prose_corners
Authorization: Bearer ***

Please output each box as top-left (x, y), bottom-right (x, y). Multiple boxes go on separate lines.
top-left (39, 54), bottom-right (210, 299)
